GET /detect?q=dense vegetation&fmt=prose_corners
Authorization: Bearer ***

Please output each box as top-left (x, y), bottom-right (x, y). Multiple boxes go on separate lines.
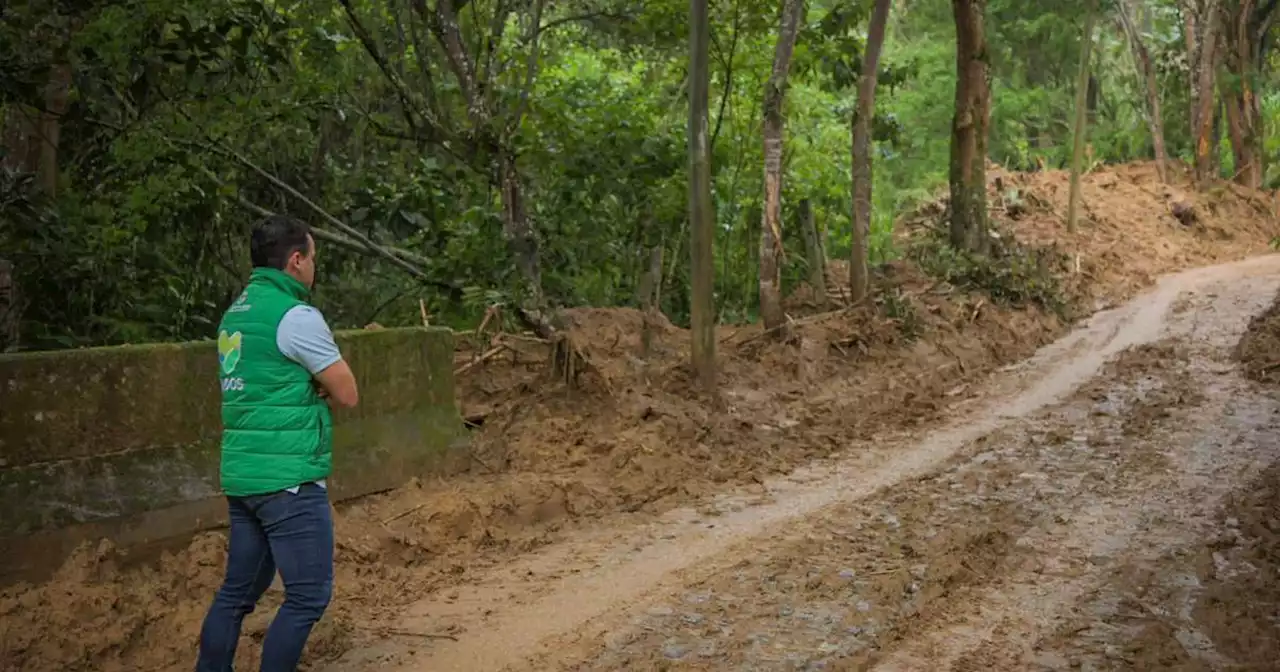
top-left (1, 0), bottom-right (1278, 352)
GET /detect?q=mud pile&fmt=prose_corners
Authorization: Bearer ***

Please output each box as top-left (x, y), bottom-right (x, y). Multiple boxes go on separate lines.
top-left (976, 161), bottom-right (1275, 306)
top-left (1, 161), bottom-right (1275, 671)
top-left (1236, 288), bottom-right (1280, 384)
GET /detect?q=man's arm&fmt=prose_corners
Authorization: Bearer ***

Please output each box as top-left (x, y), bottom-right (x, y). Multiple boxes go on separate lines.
top-left (314, 359), bottom-right (358, 408)
top-left (277, 306), bottom-right (359, 408)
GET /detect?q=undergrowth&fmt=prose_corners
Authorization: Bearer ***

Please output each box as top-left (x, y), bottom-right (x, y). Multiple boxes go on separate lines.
top-left (907, 226), bottom-right (1071, 318)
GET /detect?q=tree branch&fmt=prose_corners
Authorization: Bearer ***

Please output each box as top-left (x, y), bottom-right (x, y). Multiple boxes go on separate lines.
top-left (507, 0), bottom-right (546, 135)
top-left (710, 0), bottom-right (743, 155)
top-left (169, 105), bottom-right (434, 282)
top-left (538, 10), bottom-right (636, 33)
top-left (232, 196), bottom-right (457, 291)
top-left (337, 0), bottom-right (446, 143)
top-left (419, 0), bottom-right (487, 126)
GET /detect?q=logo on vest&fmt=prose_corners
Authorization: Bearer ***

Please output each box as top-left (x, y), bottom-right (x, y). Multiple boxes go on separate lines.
top-left (218, 330), bottom-right (243, 375)
top-left (227, 291), bottom-right (252, 314)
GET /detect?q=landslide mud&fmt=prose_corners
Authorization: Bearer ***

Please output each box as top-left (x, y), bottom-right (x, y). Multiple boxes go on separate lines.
top-left (524, 263), bottom-right (1280, 671)
top-left (1, 162), bottom-right (1276, 671)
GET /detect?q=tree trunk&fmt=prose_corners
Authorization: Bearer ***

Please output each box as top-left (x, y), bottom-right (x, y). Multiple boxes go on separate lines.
top-left (498, 150), bottom-right (555, 339)
top-left (37, 62), bottom-right (71, 197)
top-left (1068, 0), bottom-right (1098, 233)
top-left (1222, 75), bottom-right (1253, 183)
top-left (949, 0), bottom-right (991, 253)
top-left (639, 245), bottom-right (664, 357)
top-left (850, 0), bottom-right (891, 304)
top-left (689, 0), bottom-right (716, 391)
top-left (798, 198), bottom-right (827, 304)
top-left (1220, 0), bottom-right (1268, 188)
top-left (1183, 0), bottom-right (1224, 188)
top-left (0, 259), bottom-right (18, 353)
top-left (1, 106), bottom-right (41, 176)
top-left (1118, 0), bottom-right (1169, 182)
top-left (760, 0), bottom-right (806, 330)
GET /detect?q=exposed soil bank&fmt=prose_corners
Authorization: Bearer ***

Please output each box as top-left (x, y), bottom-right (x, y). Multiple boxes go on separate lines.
top-left (1, 162), bottom-right (1275, 671)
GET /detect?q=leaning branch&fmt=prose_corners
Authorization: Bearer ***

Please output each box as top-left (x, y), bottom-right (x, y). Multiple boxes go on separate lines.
top-left (507, 0), bottom-right (546, 135)
top-left (232, 196), bottom-right (454, 291)
top-left (172, 108), bottom-right (432, 282)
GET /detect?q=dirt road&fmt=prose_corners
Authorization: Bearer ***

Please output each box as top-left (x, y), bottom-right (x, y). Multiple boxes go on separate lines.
top-left (318, 254), bottom-right (1280, 671)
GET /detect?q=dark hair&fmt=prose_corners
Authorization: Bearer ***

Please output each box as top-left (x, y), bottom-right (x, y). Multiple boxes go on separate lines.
top-left (250, 215), bottom-right (311, 269)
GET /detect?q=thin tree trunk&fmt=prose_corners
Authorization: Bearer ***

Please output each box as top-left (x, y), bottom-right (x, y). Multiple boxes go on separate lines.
top-left (498, 150), bottom-right (554, 338)
top-left (850, 0), bottom-right (892, 303)
top-left (0, 259), bottom-right (18, 353)
top-left (797, 198), bottom-right (827, 304)
top-left (949, 0), bottom-right (991, 253)
top-left (1068, 0), bottom-right (1099, 233)
top-left (760, 0), bottom-right (806, 330)
top-left (1183, 0), bottom-right (1224, 188)
top-left (36, 62), bottom-right (71, 197)
top-left (1118, 0), bottom-right (1169, 182)
top-left (1222, 75), bottom-right (1251, 182)
top-left (0, 105), bottom-right (41, 175)
top-left (689, 0), bottom-right (716, 390)
top-left (639, 245), bottom-right (664, 357)
top-left (1221, 0), bottom-right (1265, 188)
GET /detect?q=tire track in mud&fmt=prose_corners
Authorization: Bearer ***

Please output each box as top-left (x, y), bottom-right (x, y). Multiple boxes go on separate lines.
top-left (325, 255), bottom-right (1280, 672)
top-left (867, 285), bottom-right (1280, 671)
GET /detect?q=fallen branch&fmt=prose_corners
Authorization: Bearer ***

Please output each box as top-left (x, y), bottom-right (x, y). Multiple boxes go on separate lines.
top-left (501, 333), bottom-right (551, 345)
top-left (739, 307), bottom-right (852, 345)
top-left (475, 305), bottom-right (497, 341)
top-left (380, 503), bottom-right (428, 525)
top-left (454, 344), bottom-right (507, 375)
top-left (357, 625), bottom-right (459, 641)
top-left (969, 298), bottom-right (985, 321)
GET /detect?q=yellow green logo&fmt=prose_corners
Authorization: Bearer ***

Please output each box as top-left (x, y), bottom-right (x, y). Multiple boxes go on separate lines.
top-left (218, 330), bottom-right (243, 374)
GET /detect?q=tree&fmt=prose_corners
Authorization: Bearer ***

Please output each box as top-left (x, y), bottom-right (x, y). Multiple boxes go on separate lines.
top-left (690, 0), bottom-right (716, 390)
top-left (760, 0), bottom-right (807, 330)
top-left (1117, 0), bottom-right (1170, 183)
top-left (336, 0), bottom-right (559, 335)
top-left (1220, 0), bottom-right (1279, 189)
top-left (1068, 0), bottom-right (1099, 233)
top-left (949, 0), bottom-right (991, 252)
top-left (1181, 0), bottom-right (1225, 188)
top-left (850, 0), bottom-right (892, 303)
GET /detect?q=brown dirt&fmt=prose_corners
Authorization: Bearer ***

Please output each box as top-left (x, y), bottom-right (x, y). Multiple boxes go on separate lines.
top-left (514, 258), bottom-right (1280, 672)
top-left (1, 161), bottom-right (1275, 671)
top-left (907, 161), bottom-right (1278, 309)
top-left (1054, 288), bottom-right (1280, 672)
top-left (1235, 287), bottom-right (1280, 384)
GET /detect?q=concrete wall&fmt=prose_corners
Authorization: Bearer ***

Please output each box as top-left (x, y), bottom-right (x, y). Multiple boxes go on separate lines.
top-left (0, 327), bottom-right (465, 583)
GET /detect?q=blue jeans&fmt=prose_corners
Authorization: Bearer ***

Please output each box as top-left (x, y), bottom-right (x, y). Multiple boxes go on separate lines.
top-left (196, 483), bottom-right (334, 672)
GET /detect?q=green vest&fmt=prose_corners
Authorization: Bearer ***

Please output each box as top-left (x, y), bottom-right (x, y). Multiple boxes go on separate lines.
top-left (216, 267), bottom-right (333, 496)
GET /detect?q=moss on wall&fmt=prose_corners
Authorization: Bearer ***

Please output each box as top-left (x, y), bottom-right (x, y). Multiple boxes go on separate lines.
top-left (0, 327), bottom-right (464, 580)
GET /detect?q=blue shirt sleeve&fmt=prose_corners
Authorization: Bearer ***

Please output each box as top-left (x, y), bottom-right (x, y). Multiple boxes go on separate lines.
top-left (276, 305), bottom-right (343, 375)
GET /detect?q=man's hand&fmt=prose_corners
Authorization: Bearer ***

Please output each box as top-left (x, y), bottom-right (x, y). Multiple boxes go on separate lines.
top-left (313, 380), bottom-right (330, 399)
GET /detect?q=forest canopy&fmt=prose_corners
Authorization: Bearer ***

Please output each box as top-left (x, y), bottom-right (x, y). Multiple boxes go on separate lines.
top-left (1, 0), bottom-right (1277, 351)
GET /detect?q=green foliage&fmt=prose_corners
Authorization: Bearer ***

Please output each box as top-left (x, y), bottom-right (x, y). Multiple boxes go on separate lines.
top-left (907, 228), bottom-right (1071, 317)
top-left (1, 0), bottom-right (1271, 350)
top-left (874, 282), bottom-right (924, 340)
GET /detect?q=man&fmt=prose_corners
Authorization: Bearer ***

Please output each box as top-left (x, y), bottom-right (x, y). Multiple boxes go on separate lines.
top-left (197, 215), bottom-right (359, 671)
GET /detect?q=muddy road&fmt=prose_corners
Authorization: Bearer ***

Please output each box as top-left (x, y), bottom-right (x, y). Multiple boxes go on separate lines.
top-left (316, 254), bottom-right (1280, 671)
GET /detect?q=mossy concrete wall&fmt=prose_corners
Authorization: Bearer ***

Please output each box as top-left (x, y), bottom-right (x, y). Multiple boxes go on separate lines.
top-left (0, 327), bottom-right (464, 583)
